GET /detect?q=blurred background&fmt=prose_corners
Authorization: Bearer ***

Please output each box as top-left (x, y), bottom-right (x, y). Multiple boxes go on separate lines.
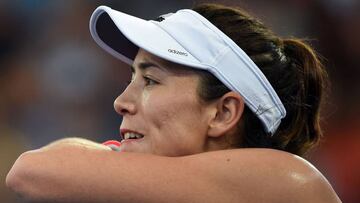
top-left (0, 0), bottom-right (359, 202)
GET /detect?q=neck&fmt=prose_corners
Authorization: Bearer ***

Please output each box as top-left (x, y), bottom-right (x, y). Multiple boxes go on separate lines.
top-left (204, 136), bottom-right (233, 152)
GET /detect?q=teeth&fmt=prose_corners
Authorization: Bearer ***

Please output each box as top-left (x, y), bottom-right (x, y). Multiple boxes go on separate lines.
top-left (124, 132), bottom-right (144, 139)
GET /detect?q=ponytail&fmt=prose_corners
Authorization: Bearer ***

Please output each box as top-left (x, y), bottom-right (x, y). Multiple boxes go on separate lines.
top-left (276, 39), bottom-right (328, 155)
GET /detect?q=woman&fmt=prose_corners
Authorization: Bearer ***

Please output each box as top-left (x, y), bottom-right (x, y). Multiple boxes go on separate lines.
top-left (6, 3), bottom-right (341, 202)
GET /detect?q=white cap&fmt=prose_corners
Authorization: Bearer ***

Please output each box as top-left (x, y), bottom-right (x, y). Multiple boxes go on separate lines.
top-left (89, 6), bottom-right (286, 134)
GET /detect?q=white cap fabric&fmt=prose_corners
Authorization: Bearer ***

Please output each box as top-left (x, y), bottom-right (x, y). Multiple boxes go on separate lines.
top-left (89, 6), bottom-right (286, 134)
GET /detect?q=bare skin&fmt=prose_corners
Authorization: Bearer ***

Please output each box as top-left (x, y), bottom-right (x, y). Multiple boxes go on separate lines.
top-left (6, 138), bottom-right (341, 203)
top-left (6, 50), bottom-right (341, 202)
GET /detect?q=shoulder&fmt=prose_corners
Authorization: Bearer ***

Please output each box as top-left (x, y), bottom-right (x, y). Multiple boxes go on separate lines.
top-left (181, 148), bottom-right (341, 203)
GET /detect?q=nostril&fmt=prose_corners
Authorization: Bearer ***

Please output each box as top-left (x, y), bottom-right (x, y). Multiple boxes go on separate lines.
top-left (114, 102), bottom-right (126, 115)
top-left (120, 108), bottom-right (129, 115)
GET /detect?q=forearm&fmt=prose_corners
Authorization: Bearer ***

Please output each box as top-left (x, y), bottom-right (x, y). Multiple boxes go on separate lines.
top-left (40, 137), bottom-right (112, 151)
top-left (5, 137), bottom-right (217, 203)
top-left (6, 137), bottom-right (191, 203)
top-left (6, 137), bottom-right (113, 202)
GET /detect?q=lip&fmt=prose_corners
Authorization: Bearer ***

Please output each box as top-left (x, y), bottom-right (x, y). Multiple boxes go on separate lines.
top-left (118, 128), bottom-right (146, 152)
top-left (120, 128), bottom-right (145, 140)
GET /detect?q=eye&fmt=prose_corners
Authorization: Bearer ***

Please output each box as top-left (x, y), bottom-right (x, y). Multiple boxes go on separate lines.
top-left (143, 76), bottom-right (158, 86)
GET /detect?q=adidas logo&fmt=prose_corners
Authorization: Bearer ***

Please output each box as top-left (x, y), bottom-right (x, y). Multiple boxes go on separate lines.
top-left (168, 49), bottom-right (188, 56)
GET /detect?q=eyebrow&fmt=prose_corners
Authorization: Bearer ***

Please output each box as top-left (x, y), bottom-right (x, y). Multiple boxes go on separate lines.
top-left (131, 61), bottom-right (165, 73)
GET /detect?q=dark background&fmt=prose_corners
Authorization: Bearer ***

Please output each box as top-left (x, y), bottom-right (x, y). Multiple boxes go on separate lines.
top-left (1, 0), bottom-right (359, 202)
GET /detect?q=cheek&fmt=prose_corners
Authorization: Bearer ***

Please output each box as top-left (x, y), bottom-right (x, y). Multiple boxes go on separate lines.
top-left (145, 95), bottom-right (195, 128)
top-left (144, 90), bottom-right (206, 142)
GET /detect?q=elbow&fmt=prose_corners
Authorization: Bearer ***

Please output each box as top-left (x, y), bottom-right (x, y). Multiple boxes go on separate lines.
top-left (6, 150), bottom-right (42, 201)
top-left (5, 165), bottom-right (19, 194)
top-left (6, 151), bottom-right (29, 192)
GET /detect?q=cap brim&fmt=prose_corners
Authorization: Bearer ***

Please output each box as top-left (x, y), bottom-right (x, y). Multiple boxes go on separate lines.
top-left (90, 6), bottom-right (202, 68)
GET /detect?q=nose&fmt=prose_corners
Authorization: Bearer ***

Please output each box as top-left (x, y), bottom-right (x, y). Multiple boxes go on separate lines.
top-left (114, 87), bottom-right (137, 116)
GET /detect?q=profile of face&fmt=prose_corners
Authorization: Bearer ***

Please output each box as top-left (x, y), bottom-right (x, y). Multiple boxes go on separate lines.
top-left (114, 49), bottom-right (217, 156)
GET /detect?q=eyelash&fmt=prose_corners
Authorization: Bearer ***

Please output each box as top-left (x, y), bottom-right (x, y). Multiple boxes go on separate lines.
top-left (143, 76), bottom-right (158, 86)
top-left (126, 73), bottom-right (159, 86)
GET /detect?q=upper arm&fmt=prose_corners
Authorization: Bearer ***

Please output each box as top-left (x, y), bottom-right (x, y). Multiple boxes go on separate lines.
top-left (179, 149), bottom-right (342, 203)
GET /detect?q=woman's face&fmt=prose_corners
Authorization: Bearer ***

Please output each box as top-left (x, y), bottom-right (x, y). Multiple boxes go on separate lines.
top-left (114, 49), bottom-right (212, 156)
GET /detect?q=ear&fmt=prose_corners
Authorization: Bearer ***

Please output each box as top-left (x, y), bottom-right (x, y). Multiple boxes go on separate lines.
top-left (207, 92), bottom-right (245, 138)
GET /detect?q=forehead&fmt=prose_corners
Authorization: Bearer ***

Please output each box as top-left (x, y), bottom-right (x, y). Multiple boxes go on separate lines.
top-left (133, 49), bottom-right (198, 75)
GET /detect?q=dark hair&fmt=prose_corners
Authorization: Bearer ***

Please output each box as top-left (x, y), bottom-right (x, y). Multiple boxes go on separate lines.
top-left (193, 3), bottom-right (328, 156)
